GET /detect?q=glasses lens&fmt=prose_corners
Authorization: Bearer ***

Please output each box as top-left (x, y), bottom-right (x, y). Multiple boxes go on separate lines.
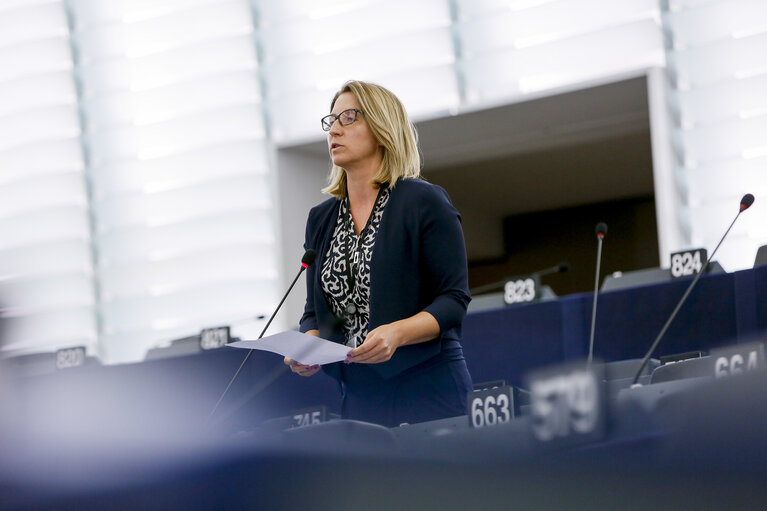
top-left (339, 109), bottom-right (357, 125)
top-left (321, 115), bottom-right (334, 131)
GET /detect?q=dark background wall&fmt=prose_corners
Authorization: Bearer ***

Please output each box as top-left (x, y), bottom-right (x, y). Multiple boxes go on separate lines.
top-left (466, 196), bottom-right (659, 296)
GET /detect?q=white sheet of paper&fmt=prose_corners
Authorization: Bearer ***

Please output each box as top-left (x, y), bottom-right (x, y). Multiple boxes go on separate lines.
top-left (228, 331), bottom-right (350, 366)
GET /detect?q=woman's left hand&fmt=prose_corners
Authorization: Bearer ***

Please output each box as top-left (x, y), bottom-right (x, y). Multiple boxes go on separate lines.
top-left (346, 322), bottom-right (404, 364)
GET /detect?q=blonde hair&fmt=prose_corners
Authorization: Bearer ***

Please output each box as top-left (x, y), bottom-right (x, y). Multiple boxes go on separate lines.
top-left (322, 80), bottom-right (421, 198)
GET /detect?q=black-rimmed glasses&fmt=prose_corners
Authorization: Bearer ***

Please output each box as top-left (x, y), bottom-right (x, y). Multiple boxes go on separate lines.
top-left (321, 108), bottom-right (363, 131)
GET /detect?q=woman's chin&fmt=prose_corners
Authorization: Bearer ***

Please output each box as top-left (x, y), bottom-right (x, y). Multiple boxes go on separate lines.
top-left (331, 157), bottom-right (347, 167)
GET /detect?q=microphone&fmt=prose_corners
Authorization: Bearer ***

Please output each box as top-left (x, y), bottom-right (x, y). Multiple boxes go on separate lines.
top-left (587, 222), bottom-right (607, 366)
top-left (301, 249), bottom-right (317, 269)
top-left (631, 194), bottom-right (755, 385)
top-left (208, 249), bottom-right (317, 420)
top-left (741, 193), bottom-right (755, 211)
top-left (533, 261), bottom-right (571, 278)
top-left (469, 261), bottom-right (570, 296)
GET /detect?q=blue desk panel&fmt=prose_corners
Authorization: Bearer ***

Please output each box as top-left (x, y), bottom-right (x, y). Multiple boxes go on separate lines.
top-left (461, 267), bottom-right (764, 387)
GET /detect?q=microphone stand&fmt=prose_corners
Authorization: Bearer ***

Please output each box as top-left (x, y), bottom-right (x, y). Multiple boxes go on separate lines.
top-left (588, 224), bottom-right (607, 367)
top-left (469, 262), bottom-right (569, 296)
top-left (208, 252), bottom-right (315, 422)
top-left (631, 196), bottom-right (753, 385)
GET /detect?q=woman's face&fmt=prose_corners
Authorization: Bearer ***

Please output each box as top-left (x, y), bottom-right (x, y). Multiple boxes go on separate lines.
top-left (327, 92), bottom-right (381, 172)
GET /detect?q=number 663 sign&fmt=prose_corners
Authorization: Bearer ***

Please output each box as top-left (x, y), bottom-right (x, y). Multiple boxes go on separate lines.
top-left (468, 383), bottom-right (514, 429)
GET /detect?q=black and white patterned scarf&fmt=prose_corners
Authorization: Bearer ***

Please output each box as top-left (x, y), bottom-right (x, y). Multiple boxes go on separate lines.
top-left (321, 186), bottom-right (390, 348)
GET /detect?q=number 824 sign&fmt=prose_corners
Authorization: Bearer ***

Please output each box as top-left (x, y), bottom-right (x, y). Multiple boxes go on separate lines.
top-left (670, 248), bottom-right (707, 279)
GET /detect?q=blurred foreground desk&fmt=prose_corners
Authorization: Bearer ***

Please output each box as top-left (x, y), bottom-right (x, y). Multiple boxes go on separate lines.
top-left (4, 366), bottom-right (767, 511)
top-left (3, 267), bottom-right (767, 511)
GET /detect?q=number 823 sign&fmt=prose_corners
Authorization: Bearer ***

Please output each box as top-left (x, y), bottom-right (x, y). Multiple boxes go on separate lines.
top-left (504, 275), bottom-right (540, 305)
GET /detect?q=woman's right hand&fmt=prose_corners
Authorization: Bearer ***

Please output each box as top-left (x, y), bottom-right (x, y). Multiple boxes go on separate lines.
top-left (284, 357), bottom-right (321, 377)
top-left (285, 329), bottom-right (321, 376)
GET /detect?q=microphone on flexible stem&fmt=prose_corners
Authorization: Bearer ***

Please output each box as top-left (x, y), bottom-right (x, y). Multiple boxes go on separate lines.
top-left (631, 193), bottom-right (755, 386)
top-left (535, 261), bottom-right (571, 278)
top-left (587, 222), bottom-right (607, 367)
top-left (208, 249), bottom-right (317, 421)
top-left (468, 262), bottom-right (569, 296)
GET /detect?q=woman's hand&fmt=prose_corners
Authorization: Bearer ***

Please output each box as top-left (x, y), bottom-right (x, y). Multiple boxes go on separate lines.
top-left (285, 329), bottom-right (321, 376)
top-left (345, 312), bottom-right (440, 365)
top-left (346, 322), bottom-right (405, 364)
top-left (284, 357), bottom-right (321, 376)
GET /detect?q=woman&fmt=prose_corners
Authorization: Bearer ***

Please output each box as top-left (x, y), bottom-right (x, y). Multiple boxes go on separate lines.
top-left (285, 80), bottom-right (472, 427)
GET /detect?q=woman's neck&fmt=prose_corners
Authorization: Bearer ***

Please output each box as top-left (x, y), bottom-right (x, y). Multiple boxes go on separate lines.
top-left (344, 165), bottom-right (381, 235)
top-left (345, 165), bottom-right (379, 206)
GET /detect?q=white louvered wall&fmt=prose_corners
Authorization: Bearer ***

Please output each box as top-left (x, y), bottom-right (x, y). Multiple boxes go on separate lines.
top-left (663, 0), bottom-right (767, 270)
top-left (68, 0), bottom-right (280, 363)
top-left (0, 0), bottom-right (97, 358)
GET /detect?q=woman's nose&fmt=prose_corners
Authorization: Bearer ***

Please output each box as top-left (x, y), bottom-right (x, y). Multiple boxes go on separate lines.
top-left (328, 119), bottom-right (343, 135)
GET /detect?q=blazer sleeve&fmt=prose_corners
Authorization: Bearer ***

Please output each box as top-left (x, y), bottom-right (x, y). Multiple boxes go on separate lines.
top-left (419, 185), bottom-right (471, 333)
top-left (299, 210), bottom-right (319, 333)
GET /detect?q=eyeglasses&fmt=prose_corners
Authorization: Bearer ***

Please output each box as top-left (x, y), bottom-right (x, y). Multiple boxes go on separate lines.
top-left (321, 108), bottom-right (363, 132)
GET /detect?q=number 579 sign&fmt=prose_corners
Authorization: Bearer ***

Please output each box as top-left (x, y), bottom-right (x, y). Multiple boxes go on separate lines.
top-left (526, 363), bottom-right (605, 447)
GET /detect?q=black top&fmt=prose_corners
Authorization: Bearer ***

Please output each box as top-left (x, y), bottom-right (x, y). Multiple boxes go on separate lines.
top-left (300, 178), bottom-right (471, 380)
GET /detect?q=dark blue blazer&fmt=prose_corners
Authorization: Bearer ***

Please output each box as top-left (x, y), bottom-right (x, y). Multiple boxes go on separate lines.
top-left (299, 178), bottom-right (471, 380)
